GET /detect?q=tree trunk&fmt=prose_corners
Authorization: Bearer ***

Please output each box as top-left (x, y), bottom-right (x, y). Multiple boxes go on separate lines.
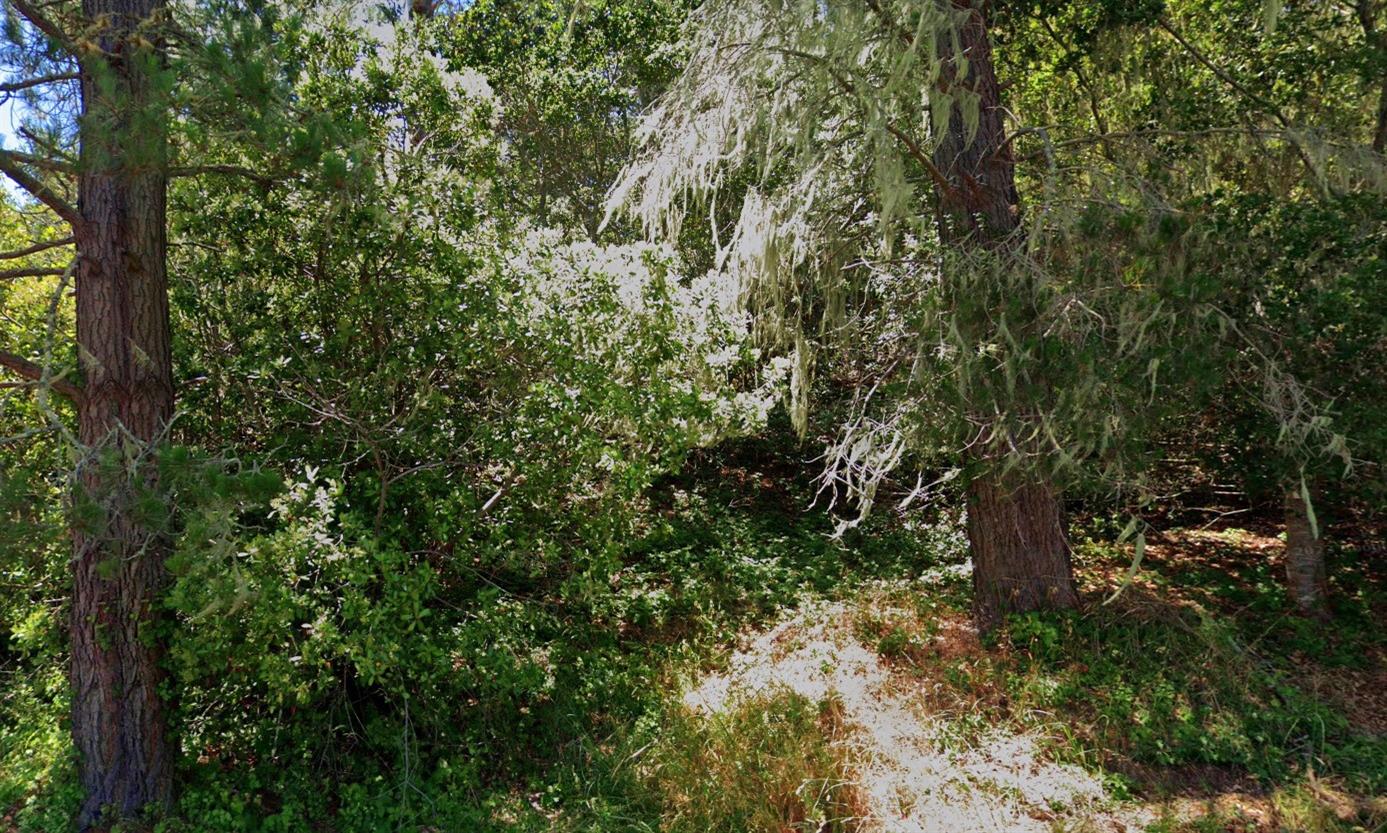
top-left (1283, 486), bottom-right (1328, 617)
top-left (1355, 1), bottom-right (1387, 153)
top-left (930, 1), bottom-right (1077, 631)
top-left (967, 471), bottom-right (1078, 632)
top-left (931, 1), bottom-right (1021, 245)
top-left (70, 0), bottom-right (175, 826)
top-left (1373, 79), bottom-right (1387, 155)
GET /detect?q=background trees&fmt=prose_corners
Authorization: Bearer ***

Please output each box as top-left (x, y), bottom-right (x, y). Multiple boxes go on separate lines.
top-left (606, 0), bottom-right (1250, 629)
top-left (442, 0), bottom-right (694, 238)
top-left (995, 0), bottom-right (1386, 614)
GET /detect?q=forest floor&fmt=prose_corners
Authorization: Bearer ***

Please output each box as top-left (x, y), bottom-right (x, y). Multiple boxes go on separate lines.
top-left (482, 445), bottom-right (1385, 833)
top-left (624, 517), bottom-right (1387, 833)
top-left (3, 445), bottom-right (1384, 833)
top-left (680, 594), bottom-right (1148, 833)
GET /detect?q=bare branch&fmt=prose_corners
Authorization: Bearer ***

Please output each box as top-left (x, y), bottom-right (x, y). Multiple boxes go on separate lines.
top-left (1010, 126), bottom-right (1302, 161)
top-left (0, 235), bottom-right (73, 260)
top-left (0, 266), bottom-right (67, 280)
top-left (0, 350), bottom-right (84, 405)
top-left (0, 72), bottom-right (80, 95)
top-left (0, 149), bottom-right (82, 227)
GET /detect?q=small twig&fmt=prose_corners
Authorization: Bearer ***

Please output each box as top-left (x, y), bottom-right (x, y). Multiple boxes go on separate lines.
top-left (0, 72), bottom-right (79, 95)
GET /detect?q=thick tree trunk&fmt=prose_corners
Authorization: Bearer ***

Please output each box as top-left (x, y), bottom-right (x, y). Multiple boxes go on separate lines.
top-left (1283, 487), bottom-right (1328, 617)
top-left (930, 2), bottom-right (1077, 631)
top-left (70, 0), bottom-right (174, 826)
top-left (967, 471), bottom-right (1078, 632)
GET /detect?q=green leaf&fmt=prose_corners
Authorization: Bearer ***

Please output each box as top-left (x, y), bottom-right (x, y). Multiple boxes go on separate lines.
top-left (1299, 475), bottom-right (1319, 540)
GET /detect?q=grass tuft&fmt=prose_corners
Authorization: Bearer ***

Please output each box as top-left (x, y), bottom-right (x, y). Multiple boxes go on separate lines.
top-left (635, 690), bottom-right (864, 833)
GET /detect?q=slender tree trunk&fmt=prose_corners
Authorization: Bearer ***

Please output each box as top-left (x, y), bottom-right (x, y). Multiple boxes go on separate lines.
top-left (1373, 81), bottom-right (1387, 155)
top-left (1355, 1), bottom-right (1387, 153)
top-left (70, 0), bottom-right (175, 826)
top-left (931, 1), bottom-right (1077, 632)
top-left (1283, 486), bottom-right (1328, 617)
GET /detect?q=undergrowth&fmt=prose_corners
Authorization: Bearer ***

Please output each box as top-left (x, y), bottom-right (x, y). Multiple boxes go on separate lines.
top-left (1, 436), bottom-right (942, 833)
top-left (5, 439), bottom-right (1382, 833)
top-left (629, 691), bottom-right (862, 833)
top-left (852, 523), bottom-right (1387, 832)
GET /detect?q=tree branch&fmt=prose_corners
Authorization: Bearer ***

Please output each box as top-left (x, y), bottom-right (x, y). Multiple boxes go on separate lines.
top-left (8, 0), bottom-right (78, 53)
top-left (17, 127), bottom-right (74, 163)
top-left (0, 72), bottom-right (80, 95)
top-left (1158, 16), bottom-right (1326, 188)
top-left (1034, 15), bottom-right (1111, 139)
top-left (0, 350), bottom-right (83, 405)
top-left (1159, 17), bottom-right (1288, 127)
top-left (884, 122), bottom-right (964, 202)
top-left (861, 0), bottom-right (917, 49)
top-left (1011, 126), bottom-right (1297, 161)
top-left (0, 266), bottom-right (67, 280)
top-left (0, 235), bottom-right (73, 260)
top-left (762, 44), bottom-right (963, 202)
top-left (1, 149), bottom-right (75, 173)
top-left (0, 149), bottom-right (82, 227)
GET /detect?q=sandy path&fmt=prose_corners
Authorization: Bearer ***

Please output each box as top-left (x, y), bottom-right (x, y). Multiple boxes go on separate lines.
top-left (683, 599), bottom-right (1152, 833)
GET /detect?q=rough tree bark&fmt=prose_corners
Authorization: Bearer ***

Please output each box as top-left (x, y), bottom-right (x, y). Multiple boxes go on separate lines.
top-left (930, 0), bottom-right (1078, 632)
top-left (1283, 486), bottom-right (1328, 618)
top-left (69, 0), bottom-right (175, 825)
top-left (966, 473), bottom-right (1078, 632)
